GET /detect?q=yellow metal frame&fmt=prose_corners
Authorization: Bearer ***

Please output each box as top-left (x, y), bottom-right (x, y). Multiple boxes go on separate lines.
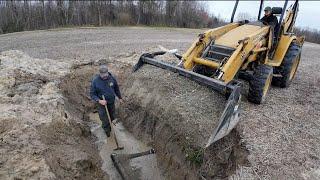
top-left (265, 35), bottom-right (296, 66)
top-left (182, 23), bottom-right (270, 83)
top-left (182, 23), bottom-right (239, 70)
top-left (180, 2), bottom-right (304, 84)
top-left (221, 26), bottom-right (269, 82)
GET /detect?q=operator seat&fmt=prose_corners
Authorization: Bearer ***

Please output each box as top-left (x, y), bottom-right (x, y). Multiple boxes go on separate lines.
top-left (271, 7), bottom-right (282, 36)
top-left (268, 7), bottom-right (282, 58)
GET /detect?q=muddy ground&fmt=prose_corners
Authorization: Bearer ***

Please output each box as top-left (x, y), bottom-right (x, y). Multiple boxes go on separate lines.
top-left (0, 27), bottom-right (319, 179)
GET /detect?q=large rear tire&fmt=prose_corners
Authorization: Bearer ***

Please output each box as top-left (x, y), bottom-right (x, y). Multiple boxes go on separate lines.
top-left (248, 64), bottom-right (273, 104)
top-left (272, 43), bottom-right (301, 88)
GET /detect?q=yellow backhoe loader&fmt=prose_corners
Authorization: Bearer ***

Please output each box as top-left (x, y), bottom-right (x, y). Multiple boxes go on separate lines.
top-left (133, 0), bottom-right (304, 148)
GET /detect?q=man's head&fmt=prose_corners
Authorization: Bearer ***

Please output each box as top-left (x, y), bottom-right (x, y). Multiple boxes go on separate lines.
top-left (264, 6), bottom-right (272, 16)
top-left (99, 65), bottom-right (109, 79)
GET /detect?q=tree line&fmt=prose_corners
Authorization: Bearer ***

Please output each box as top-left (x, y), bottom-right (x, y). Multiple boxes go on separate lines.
top-left (0, 0), bottom-right (319, 44)
top-left (0, 0), bottom-right (224, 33)
top-left (294, 28), bottom-right (320, 44)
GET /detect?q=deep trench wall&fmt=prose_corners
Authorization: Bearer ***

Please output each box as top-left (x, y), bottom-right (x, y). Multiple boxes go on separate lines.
top-left (49, 64), bottom-right (102, 179)
top-left (37, 64), bottom-right (108, 180)
top-left (57, 61), bottom-right (131, 179)
top-left (37, 118), bottom-right (105, 180)
top-left (119, 65), bottom-right (249, 179)
top-left (59, 60), bottom-right (130, 117)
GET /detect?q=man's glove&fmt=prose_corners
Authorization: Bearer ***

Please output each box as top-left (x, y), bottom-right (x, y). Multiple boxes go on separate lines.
top-left (98, 99), bottom-right (107, 106)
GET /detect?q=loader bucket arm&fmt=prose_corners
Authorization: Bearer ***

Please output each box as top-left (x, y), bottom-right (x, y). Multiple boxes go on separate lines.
top-left (133, 52), bottom-right (230, 93)
top-left (133, 52), bottom-right (242, 148)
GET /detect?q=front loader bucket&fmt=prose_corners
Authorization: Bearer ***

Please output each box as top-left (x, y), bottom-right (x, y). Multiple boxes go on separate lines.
top-left (205, 85), bottom-right (241, 147)
top-left (133, 52), bottom-right (241, 148)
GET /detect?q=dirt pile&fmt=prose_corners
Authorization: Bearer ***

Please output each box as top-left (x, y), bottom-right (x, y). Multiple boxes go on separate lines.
top-left (122, 65), bottom-right (226, 146)
top-left (119, 64), bottom-right (249, 179)
top-left (0, 50), bottom-right (106, 179)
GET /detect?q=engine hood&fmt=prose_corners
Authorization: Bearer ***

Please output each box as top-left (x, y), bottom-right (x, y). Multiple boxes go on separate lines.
top-left (214, 24), bottom-right (263, 48)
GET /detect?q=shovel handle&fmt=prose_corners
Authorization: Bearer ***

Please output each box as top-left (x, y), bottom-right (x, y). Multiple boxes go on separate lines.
top-left (102, 95), bottom-right (123, 150)
top-left (102, 96), bottom-right (114, 128)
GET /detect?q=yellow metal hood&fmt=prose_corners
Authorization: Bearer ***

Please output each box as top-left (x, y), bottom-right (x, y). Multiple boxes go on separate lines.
top-left (215, 24), bottom-right (262, 48)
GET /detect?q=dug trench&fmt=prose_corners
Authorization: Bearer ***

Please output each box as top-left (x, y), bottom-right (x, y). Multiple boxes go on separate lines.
top-left (59, 58), bottom-right (250, 179)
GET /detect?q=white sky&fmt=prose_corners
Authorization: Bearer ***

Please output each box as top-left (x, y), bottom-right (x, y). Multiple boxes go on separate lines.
top-left (206, 1), bottom-right (320, 30)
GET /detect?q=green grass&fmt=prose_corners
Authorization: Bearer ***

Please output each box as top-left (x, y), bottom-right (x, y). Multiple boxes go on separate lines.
top-left (184, 146), bottom-right (204, 166)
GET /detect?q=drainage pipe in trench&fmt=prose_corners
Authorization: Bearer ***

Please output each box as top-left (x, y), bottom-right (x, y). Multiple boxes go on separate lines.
top-left (111, 149), bottom-right (156, 180)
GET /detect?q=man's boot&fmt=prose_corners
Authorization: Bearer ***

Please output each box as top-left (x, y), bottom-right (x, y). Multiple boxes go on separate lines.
top-left (105, 126), bottom-right (111, 137)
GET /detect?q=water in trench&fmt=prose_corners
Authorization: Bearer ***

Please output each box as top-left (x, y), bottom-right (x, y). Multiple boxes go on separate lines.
top-left (88, 113), bottom-right (164, 180)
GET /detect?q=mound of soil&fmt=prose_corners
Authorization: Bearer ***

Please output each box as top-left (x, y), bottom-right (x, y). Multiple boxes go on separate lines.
top-left (0, 50), bottom-right (106, 180)
top-left (119, 64), bottom-right (249, 179)
top-left (122, 65), bottom-right (226, 146)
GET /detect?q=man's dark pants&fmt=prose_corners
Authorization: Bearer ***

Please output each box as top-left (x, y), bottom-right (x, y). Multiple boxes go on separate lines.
top-left (97, 103), bottom-right (115, 136)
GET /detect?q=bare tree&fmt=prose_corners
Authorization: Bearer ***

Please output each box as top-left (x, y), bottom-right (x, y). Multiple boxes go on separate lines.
top-left (236, 12), bottom-right (255, 22)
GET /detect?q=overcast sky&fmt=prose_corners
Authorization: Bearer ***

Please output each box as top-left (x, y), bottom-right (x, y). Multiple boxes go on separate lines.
top-left (207, 1), bottom-right (320, 30)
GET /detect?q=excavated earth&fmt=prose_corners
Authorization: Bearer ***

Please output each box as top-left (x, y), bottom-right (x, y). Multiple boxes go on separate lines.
top-left (119, 64), bottom-right (247, 179)
top-left (0, 27), bottom-right (319, 180)
top-left (0, 51), bottom-right (106, 179)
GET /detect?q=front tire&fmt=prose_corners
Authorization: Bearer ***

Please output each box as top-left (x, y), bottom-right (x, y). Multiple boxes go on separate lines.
top-left (248, 64), bottom-right (273, 104)
top-left (272, 43), bottom-right (301, 88)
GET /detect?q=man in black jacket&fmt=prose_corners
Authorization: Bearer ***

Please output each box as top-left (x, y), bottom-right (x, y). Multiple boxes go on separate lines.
top-left (90, 64), bottom-right (123, 137)
top-left (261, 6), bottom-right (279, 57)
top-left (261, 6), bottom-right (278, 28)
